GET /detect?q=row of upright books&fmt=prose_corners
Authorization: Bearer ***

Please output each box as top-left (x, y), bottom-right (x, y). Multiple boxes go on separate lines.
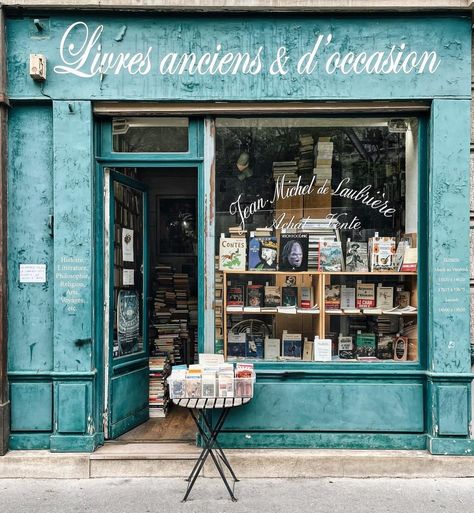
top-left (219, 230), bottom-right (417, 273)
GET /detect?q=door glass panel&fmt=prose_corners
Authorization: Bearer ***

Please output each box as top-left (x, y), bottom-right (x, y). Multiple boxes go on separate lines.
top-left (112, 117), bottom-right (189, 153)
top-left (112, 181), bottom-right (144, 358)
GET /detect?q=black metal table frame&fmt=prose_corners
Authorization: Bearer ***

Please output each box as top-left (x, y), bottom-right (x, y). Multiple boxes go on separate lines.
top-left (173, 398), bottom-right (251, 502)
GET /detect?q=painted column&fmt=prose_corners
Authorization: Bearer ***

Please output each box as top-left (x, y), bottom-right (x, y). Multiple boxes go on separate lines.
top-left (0, 7), bottom-right (9, 455)
top-left (428, 99), bottom-right (473, 454)
top-left (50, 101), bottom-right (100, 452)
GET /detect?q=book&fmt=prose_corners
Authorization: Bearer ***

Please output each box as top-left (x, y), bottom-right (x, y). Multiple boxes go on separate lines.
top-left (355, 333), bottom-right (377, 357)
top-left (248, 236), bottom-right (278, 270)
top-left (369, 236), bottom-right (396, 271)
top-left (319, 240), bottom-right (344, 272)
top-left (340, 286), bottom-right (356, 309)
top-left (345, 241), bottom-right (369, 272)
top-left (376, 285), bottom-right (394, 309)
top-left (356, 282), bottom-right (375, 308)
top-left (264, 285), bottom-right (281, 307)
top-left (227, 332), bottom-right (247, 358)
top-left (313, 338), bottom-right (332, 361)
top-left (219, 237), bottom-right (246, 271)
top-left (401, 247), bottom-right (417, 272)
top-left (246, 284), bottom-right (264, 307)
top-left (282, 331), bottom-right (303, 359)
top-left (300, 287), bottom-right (313, 308)
top-left (227, 283), bottom-right (245, 306)
top-left (246, 334), bottom-right (264, 358)
top-left (264, 337), bottom-right (280, 359)
top-left (282, 286), bottom-right (298, 307)
top-left (302, 339), bottom-right (313, 361)
top-left (325, 285), bottom-right (341, 310)
top-left (395, 289), bottom-right (411, 308)
top-left (377, 335), bottom-right (395, 360)
top-left (338, 335), bottom-right (354, 359)
top-left (393, 336), bottom-right (408, 361)
top-left (279, 233), bottom-right (309, 271)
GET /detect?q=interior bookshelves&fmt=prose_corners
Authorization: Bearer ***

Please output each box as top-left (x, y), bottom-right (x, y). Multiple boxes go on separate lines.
top-left (222, 270), bottom-right (418, 361)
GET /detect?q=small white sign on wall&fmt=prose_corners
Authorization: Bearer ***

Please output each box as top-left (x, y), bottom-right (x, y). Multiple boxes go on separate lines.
top-left (123, 269), bottom-right (135, 286)
top-left (19, 264), bottom-right (47, 283)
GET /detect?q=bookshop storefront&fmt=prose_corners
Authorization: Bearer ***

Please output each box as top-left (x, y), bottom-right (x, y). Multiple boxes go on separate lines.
top-left (3, 12), bottom-right (473, 455)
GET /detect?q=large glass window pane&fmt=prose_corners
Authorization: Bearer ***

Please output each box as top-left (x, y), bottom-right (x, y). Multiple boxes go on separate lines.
top-left (113, 117), bottom-right (189, 153)
top-left (214, 117), bottom-right (419, 364)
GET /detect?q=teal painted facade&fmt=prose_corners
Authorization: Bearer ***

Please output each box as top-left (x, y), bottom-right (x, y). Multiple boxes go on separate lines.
top-left (4, 13), bottom-right (473, 454)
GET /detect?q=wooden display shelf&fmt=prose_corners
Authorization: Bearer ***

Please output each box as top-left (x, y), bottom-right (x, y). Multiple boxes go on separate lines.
top-left (223, 270), bottom-right (417, 276)
top-left (226, 308), bottom-right (320, 315)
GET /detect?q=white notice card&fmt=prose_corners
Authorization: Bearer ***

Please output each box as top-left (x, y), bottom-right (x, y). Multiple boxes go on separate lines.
top-left (122, 228), bottom-right (134, 262)
top-left (122, 269), bottom-right (135, 286)
top-left (19, 264), bottom-right (47, 283)
top-left (314, 338), bottom-right (332, 362)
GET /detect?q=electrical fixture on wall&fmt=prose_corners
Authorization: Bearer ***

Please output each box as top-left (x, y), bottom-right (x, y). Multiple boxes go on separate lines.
top-left (29, 54), bottom-right (47, 82)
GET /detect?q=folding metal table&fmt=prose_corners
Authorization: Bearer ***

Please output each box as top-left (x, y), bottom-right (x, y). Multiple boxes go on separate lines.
top-left (172, 397), bottom-right (251, 502)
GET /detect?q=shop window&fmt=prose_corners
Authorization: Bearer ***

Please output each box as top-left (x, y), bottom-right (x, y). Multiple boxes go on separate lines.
top-left (214, 117), bottom-right (419, 363)
top-left (112, 117), bottom-right (189, 153)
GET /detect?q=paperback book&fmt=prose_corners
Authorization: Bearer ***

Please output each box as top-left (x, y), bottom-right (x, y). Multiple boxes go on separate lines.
top-left (227, 284), bottom-right (245, 306)
top-left (219, 237), bottom-right (246, 271)
top-left (282, 331), bottom-right (303, 359)
top-left (355, 333), bottom-right (377, 357)
top-left (356, 282), bottom-right (376, 308)
top-left (345, 241), bottom-right (369, 272)
top-left (369, 236), bottom-right (396, 271)
top-left (264, 337), bottom-right (281, 359)
top-left (325, 285), bottom-right (341, 310)
top-left (248, 236), bottom-right (278, 270)
top-left (227, 332), bottom-right (247, 358)
top-left (282, 286), bottom-right (298, 307)
top-left (264, 285), bottom-right (281, 307)
top-left (300, 287), bottom-right (314, 309)
top-left (246, 334), bottom-right (264, 359)
top-left (246, 284), bottom-right (264, 307)
top-left (338, 335), bottom-right (354, 359)
top-left (376, 285), bottom-right (394, 309)
top-left (279, 233), bottom-right (309, 271)
top-left (319, 240), bottom-right (344, 272)
top-left (340, 286), bottom-right (356, 309)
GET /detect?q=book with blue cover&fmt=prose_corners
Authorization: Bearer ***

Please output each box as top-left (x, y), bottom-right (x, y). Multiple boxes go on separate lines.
top-left (246, 334), bottom-right (264, 358)
top-left (248, 236), bottom-right (278, 270)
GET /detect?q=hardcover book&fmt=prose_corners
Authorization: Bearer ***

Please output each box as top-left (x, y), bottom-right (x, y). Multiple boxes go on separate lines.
top-left (319, 240), bottom-right (344, 272)
top-left (246, 284), bottom-right (264, 307)
top-left (325, 285), bottom-right (341, 310)
top-left (345, 241), bottom-right (369, 272)
top-left (355, 333), bottom-right (377, 357)
top-left (227, 332), bottom-right (247, 358)
top-left (356, 282), bottom-right (376, 308)
top-left (376, 285), bottom-right (394, 309)
top-left (279, 233), bottom-right (309, 271)
top-left (248, 236), bottom-right (278, 270)
top-left (219, 237), bottom-right (246, 271)
top-left (282, 331), bottom-right (303, 359)
top-left (264, 286), bottom-right (281, 307)
top-left (282, 286), bottom-right (298, 307)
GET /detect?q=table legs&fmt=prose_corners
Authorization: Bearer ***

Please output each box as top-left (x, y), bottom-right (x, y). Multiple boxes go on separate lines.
top-left (183, 408), bottom-right (238, 502)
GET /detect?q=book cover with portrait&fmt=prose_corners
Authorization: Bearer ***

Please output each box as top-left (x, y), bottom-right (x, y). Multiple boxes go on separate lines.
top-left (278, 233), bottom-right (308, 271)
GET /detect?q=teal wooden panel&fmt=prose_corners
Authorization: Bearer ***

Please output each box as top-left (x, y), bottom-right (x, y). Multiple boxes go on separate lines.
top-left (10, 382), bottom-right (52, 432)
top-left (437, 385), bottom-right (469, 436)
top-left (6, 15), bottom-right (471, 101)
top-left (110, 367), bottom-right (149, 425)
top-left (223, 382), bottom-right (424, 432)
top-left (7, 105), bottom-right (54, 372)
top-left (53, 101), bottom-right (93, 372)
top-left (429, 100), bottom-right (471, 374)
top-left (56, 383), bottom-right (88, 434)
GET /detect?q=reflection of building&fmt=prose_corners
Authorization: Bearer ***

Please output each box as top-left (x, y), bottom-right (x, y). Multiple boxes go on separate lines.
top-left (0, 5), bottom-right (473, 465)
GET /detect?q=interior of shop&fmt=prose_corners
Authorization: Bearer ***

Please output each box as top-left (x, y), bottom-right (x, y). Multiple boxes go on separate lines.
top-left (109, 166), bottom-right (198, 443)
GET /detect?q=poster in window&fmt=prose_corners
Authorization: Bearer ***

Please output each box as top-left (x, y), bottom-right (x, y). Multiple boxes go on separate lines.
top-left (117, 289), bottom-right (140, 356)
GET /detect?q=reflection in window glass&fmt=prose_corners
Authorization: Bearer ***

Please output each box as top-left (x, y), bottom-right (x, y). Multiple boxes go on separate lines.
top-left (214, 117), bottom-right (419, 364)
top-left (113, 117), bottom-right (189, 153)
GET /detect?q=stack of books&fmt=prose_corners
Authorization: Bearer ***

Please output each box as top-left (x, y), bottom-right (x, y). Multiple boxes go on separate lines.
top-left (297, 134), bottom-right (315, 176)
top-left (149, 355), bottom-right (171, 418)
top-left (272, 161), bottom-right (298, 183)
top-left (313, 137), bottom-right (333, 183)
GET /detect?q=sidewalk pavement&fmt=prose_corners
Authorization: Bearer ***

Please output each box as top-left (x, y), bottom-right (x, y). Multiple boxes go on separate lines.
top-left (2, 477), bottom-right (474, 513)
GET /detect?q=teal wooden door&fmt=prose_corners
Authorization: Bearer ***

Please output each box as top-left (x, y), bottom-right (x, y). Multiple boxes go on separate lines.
top-left (104, 169), bottom-right (149, 439)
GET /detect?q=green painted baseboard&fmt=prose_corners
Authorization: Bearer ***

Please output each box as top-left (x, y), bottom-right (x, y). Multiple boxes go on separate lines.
top-left (9, 433), bottom-right (51, 450)
top-left (50, 433), bottom-right (104, 453)
top-left (428, 436), bottom-right (474, 456)
top-left (109, 407), bottom-right (149, 440)
top-left (216, 432), bottom-right (427, 450)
